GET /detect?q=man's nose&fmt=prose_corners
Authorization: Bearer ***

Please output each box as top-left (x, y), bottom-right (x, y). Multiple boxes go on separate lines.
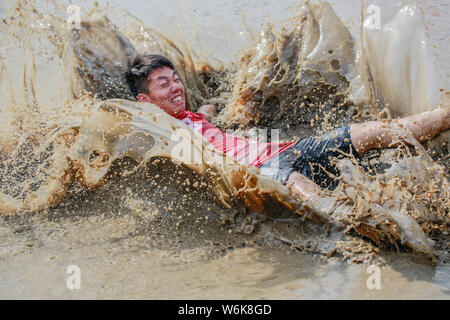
top-left (170, 81), bottom-right (183, 93)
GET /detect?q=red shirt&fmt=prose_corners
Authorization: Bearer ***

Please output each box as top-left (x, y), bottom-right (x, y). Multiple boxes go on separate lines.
top-left (175, 111), bottom-right (296, 167)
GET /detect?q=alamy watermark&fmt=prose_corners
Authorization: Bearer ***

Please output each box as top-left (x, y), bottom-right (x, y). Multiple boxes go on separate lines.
top-left (366, 265), bottom-right (382, 290)
top-left (364, 4), bottom-right (381, 30)
top-left (66, 265), bottom-right (81, 290)
top-left (169, 126), bottom-right (285, 174)
top-left (67, 5), bottom-right (81, 30)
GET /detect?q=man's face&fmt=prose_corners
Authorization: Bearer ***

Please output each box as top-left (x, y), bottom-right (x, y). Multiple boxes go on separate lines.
top-left (137, 66), bottom-right (186, 117)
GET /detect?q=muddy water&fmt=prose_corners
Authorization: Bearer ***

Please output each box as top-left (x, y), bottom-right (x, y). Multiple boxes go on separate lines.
top-left (0, 213), bottom-right (449, 299)
top-left (1, 159), bottom-right (448, 299)
top-left (0, 0), bottom-right (449, 299)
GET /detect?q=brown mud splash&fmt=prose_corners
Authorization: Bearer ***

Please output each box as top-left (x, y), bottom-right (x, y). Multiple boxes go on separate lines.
top-left (214, 0), bottom-right (449, 259)
top-left (0, 0), bottom-right (448, 262)
top-left (1, 95), bottom-right (447, 260)
top-left (0, 0), bottom-right (212, 211)
top-left (216, 0), bottom-right (445, 138)
top-left (217, 1), bottom-right (376, 140)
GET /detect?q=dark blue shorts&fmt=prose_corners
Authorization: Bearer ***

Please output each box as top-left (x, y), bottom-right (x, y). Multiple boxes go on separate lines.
top-left (258, 126), bottom-right (360, 190)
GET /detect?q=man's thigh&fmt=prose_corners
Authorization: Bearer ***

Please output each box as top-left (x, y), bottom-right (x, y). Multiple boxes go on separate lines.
top-left (259, 125), bottom-right (360, 189)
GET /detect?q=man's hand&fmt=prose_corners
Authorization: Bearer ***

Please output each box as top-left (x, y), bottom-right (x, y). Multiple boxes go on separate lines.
top-left (197, 104), bottom-right (217, 122)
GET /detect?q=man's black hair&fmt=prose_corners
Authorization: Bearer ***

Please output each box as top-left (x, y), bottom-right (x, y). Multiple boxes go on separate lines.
top-left (126, 54), bottom-right (175, 99)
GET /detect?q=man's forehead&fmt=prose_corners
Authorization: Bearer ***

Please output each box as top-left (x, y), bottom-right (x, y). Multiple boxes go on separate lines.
top-left (148, 67), bottom-right (177, 81)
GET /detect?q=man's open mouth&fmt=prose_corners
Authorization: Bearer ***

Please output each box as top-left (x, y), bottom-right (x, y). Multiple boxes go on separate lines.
top-left (171, 96), bottom-right (183, 103)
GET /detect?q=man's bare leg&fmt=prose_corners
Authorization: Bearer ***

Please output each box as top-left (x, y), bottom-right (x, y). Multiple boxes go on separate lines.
top-left (286, 171), bottom-right (322, 201)
top-left (286, 171), bottom-right (344, 226)
top-left (286, 108), bottom-right (449, 203)
top-left (350, 107), bottom-right (450, 155)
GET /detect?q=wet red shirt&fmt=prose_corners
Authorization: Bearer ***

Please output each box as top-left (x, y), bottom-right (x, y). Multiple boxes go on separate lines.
top-left (175, 111), bottom-right (296, 167)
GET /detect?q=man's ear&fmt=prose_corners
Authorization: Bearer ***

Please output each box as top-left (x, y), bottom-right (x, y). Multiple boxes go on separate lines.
top-left (137, 93), bottom-right (149, 102)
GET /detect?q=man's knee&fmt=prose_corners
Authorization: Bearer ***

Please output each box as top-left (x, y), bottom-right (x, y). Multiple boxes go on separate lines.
top-left (286, 171), bottom-right (322, 201)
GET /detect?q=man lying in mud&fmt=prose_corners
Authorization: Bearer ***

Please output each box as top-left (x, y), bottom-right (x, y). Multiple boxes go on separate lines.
top-left (126, 54), bottom-right (450, 202)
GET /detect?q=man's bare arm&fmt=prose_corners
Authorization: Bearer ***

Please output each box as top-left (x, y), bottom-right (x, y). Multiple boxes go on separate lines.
top-left (197, 104), bottom-right (217, 122)
top-left (350, 107), bottom-right (450, 155)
